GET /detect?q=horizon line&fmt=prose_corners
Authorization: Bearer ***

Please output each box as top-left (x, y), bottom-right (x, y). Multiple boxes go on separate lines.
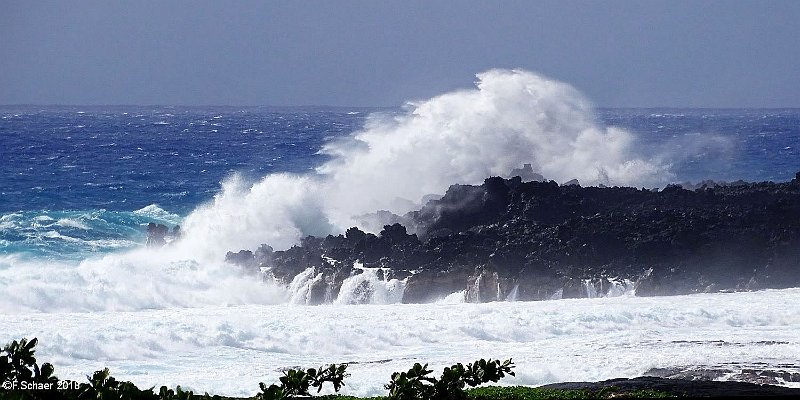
top-left (2, 103), bottom-right (800, 110)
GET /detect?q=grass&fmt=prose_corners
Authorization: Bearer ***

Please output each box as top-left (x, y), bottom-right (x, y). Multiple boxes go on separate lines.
top-left (311, 386), bottom-right (676, 400)
top-left (467, 386), bottom-right (675, 399)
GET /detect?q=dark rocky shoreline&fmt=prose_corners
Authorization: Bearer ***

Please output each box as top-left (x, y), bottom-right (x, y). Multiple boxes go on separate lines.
top-left (541, 376), bottom-right (800, 397)
top-left (226, 172), bottom-right (800, 304)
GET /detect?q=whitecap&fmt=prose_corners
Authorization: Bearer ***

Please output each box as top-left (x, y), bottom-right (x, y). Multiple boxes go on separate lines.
top-left (56, 218), bottom-right (89, 230)
top-left (42, 230), bottom-right (81, 242)
top-left (133, 204), bottom-right (181, 222)
top-left (0, 213), bottom-right (22, 221)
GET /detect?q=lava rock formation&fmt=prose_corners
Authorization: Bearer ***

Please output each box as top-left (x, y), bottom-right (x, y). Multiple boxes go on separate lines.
top-left (226, 172), bottom-right (800, 304)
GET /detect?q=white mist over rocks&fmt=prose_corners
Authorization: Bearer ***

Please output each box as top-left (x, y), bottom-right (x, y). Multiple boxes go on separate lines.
top-left (180, 69), bottom-right (670, 256)
top-left (0, 205), bottom-right (288, 313)
top-left (0, 245), bottom-right (287, 313)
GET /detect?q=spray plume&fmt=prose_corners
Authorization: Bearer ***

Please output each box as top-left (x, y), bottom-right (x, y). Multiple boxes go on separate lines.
top-left (180, 69), bottom-right (669, 256)
top-left (0, 69), bottom-right (671, 312)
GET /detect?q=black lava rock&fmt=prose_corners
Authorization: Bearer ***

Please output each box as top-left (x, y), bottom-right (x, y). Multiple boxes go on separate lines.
top-left (229, 171), bottom-right (800, 304)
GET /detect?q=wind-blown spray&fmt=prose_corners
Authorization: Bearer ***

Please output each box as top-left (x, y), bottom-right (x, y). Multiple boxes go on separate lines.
top-left (181, 69), bottom-right (668, 256)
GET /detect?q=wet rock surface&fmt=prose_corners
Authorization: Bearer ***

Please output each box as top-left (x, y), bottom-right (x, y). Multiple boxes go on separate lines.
top-left (646, 364), bottom-right (800, 387)
top-left (227, 173), bottom-right (800, 304)
top-left (541, 376), bottom-right (800, 397)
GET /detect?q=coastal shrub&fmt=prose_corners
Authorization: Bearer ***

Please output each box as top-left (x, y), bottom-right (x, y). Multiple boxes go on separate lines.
top-left (386, 359), bottom-right (515, 400)
top-left (156, 385), bottom-right (199, 400)
top-left (467, 386), bottom-right (592, 400)
top-left (385, 363), bottom-right (436, 400)
top-left (0, 337), bottom-right (60, 398)
top-left (1, 338), bottom-right (668, 400)
top-left (78, 370), bottom-right (222, 400)
top-left (76, 368), bottom-right (159, 399)
top-left (256, 383), bottom-right (285, 400)
top-left (257, 364), bottom-right (349, 399)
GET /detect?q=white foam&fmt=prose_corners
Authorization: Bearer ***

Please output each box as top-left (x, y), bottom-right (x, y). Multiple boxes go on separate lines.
top-left (438, 290), bottom-right (467, 304)
top-left (583, 278), bottom-right (635, 299)
top-left (133, 204), bottom-right (181, 223)
top-left (42, 230), bottom-right (81, 242)
top-left (2, 289), bottom-right (798, 397)
top-left (287, 267), bottom-right (324, 305)
top-left (55, 218), bottom-right (90, 230)
top-left (334, 268), bottom-right (406, 305)
top-left (0, 247), bottom-right (287, 313)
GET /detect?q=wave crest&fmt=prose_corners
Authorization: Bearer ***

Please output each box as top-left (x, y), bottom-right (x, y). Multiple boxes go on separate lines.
top-left (179, 69), bottom-right (669, 258)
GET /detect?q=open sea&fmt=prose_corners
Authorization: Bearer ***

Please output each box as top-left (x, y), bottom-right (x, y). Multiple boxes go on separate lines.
top-left (2, 93), bottom-right (800, 395)
top-left (2, 105), bottom-right (798, 261)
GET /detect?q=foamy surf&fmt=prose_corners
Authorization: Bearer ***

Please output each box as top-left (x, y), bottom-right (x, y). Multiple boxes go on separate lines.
top-left (2, 289), bottom-right (798, 397)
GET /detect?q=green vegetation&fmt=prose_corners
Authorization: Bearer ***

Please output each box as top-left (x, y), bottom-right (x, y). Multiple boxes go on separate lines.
top-left (466, 386), bottom-right (674, 399)
top-left (1, 337), bottom-right (674, 400)
top-left (0, 338), bottom-right (58, 390)
top-left (311, 385), bottom-right (675, 400)
top-left (257, 364), bottom-right (349, 400)
top-left (385, 359), bottom-right (515, 400)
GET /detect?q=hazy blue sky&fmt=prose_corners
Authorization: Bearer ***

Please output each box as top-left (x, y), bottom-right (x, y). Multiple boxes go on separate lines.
top-left (2, 0), bottom-right (799, 107)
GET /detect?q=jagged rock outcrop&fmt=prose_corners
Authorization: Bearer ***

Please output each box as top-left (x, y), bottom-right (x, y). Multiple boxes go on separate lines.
top-left (146, 223), bottom-right (169, 247)
top-left (508, 163), bottom-right (544, 182)
top-left (226, 172), bottom-right (800, 304)
top-left (541, 376), bottom-right (800, 397)
top-left (146, 223), bottom-right (182, 247)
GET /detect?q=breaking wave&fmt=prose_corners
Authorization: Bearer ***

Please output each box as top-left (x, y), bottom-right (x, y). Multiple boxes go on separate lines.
top-left (179, 69), bottom-right (670, 257)
top-left (1, 69), bottom-right (673, 312)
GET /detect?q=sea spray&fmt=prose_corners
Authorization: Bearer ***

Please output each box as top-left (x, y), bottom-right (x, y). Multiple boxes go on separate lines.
top-left (179, 69), bottom-right (670, 260)
top-left (179, 173), bottom-right (333, 257)
top-left (287, 267), bottom-right (324, 305)
top-left (0, 247), bottom-right (288, 313)
top-left (319, 69), bottom-right (668, 222)
top-left (1, 69), bottom-right (672, 312)
top-left (334, 265), bottom-right (406, 305)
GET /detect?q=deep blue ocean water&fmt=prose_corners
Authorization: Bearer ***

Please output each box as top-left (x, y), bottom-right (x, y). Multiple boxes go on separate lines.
top-left (1, 106), bottom-right (799, 261)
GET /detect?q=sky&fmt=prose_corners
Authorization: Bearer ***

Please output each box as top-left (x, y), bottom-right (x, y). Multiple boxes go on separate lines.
top-left (1, 0), bottom-right (799, 108)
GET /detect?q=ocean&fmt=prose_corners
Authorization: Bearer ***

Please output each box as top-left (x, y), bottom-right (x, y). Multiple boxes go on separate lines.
top-left (2, 70), bottom-right (800, 396)
top-left (2, 105), bottom-right (798, 263)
